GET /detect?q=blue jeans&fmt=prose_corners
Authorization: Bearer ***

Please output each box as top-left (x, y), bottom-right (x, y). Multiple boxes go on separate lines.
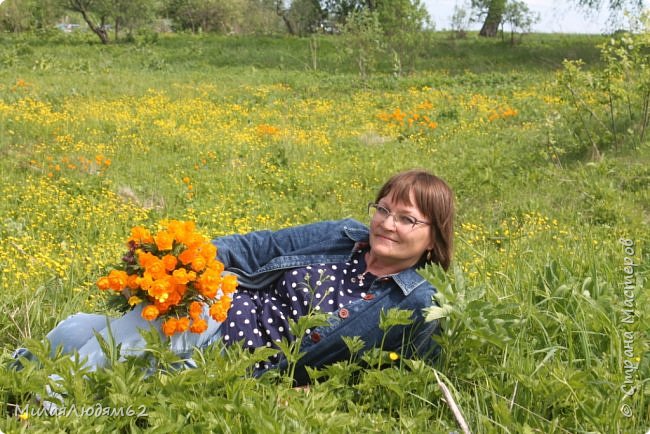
top-left (14, 304), bottom-right (223, 371)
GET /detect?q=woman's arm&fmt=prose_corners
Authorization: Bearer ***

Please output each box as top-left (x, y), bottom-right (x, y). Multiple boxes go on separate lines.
top-left (213, 218), bottom-right (365, 274)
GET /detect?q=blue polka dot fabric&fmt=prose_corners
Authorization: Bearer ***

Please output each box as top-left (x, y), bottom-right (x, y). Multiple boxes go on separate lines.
top-left (221, 248), bottom-right (375, 368)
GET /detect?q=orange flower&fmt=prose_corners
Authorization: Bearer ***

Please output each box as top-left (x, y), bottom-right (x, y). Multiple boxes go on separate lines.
top-left (126, 274), bottom-right (140, 290)
top-left (222, 274), bottom-right (238, 294)
top-left (207, 258), bottom-right (224, 274)
top-left (176, 316), bottom-right (190, 333)
top-left (191, 255), bottom-right (207, 272)
top-left (162, 254), bottom-right (178, 271)
top-left (96, 276), bottom-right (110, 290)
top-left (148, 277), bottom-right (172, 302)
top-left (154, 302), bottom-right (171, 314)
top-left (189, 301), bottom-right (203, 319)
top-left (178, 247), bottom-right (197, 265)
top-left (165, 290), bottom-right (182, 306)
top-left (196, 269), bottom-right (221, 298)
top-left (209, 298), bottom-right (230, 322)
top-left (141, 305), bottom-right (160, 321)
top-left (143, 257), bottom-right (166, 280)
top-left (154, 230), bottom-right (174, 251)
top-left (137, 274), bottom-right (154, 291)
top-left (174, 283), bottom-right (188, 297)
top-left (129, 226), bottom-right (153, 244)
top-left (171, 268), bottom-right (196, 285)
top-left (137, 251), bottom-right (158, 268)
top-left (162, 318), bottom-right (177, 336)
top-left (167, 220), bottom-right (197, 245)
top-left (107, 270), bottom-right (129, 291)
top-left (189, 318), bottom-right (208, 333)
top-left (198, 242), bottom-right (217, 261)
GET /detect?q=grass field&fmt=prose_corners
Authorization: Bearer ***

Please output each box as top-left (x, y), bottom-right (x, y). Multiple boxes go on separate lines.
top-left (0, 31), bottom-right (648, 433)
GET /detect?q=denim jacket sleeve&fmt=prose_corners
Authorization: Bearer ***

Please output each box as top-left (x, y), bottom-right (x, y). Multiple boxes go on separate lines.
top-left (212, 218), bottom-right (367, 277)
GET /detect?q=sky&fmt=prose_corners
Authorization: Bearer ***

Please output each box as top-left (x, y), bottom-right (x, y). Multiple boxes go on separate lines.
top-left (423, 0), bottom-right (647, 34)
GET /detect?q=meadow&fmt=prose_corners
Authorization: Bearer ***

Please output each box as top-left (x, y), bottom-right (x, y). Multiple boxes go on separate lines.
top-left (0, 30), bottom-right (648, 432)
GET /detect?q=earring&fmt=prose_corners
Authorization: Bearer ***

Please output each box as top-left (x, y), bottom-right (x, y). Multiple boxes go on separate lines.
top-left (426, 250), bottom-right (432, 261)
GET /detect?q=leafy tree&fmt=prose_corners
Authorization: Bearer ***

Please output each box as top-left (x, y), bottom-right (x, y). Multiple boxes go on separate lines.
top-left (373, 0), bottom-right (429, 37)
top-left (240, 0), bottom-right (284, 35)
top-left (473, 0), bottom-right (506, 37)
top-left (572, 0), bottom-right (645, 29)
top-left (0, 0), bottom-right (64, 32)
top-left (274, 0), bottom-right (298, 34)
top-left (339, 8), bottom-right (384, 78)
top-left (287, 0), bottom-right (325, 35)
top-left (165, 0), bottom-right (205, 32)
top-left (319, 0), bottom-right (370, 25)
top-left (164, 0), bottom-right (238, 33)
top-left (108, 0), bottom-right (159, 39)
top-left (165, 0), bottom-right (280, 34)
top-left (372, 0), bottom-right (430, 74)
top-left (502, 0), bottom-right (539, 44)
top-left (450, 3), bottom-right (472, 38)
top-left (573, 0), bottom-right (644, 9)
top-left (59, 0), bottom-right (111, 43)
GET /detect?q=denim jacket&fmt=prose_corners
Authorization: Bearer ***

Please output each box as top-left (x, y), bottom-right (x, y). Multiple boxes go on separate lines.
top-left (213, 218), bottom-right (441, 385)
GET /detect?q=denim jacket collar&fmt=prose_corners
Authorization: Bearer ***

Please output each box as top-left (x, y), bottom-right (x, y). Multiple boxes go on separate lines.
top-left (345, 226), bottom-right (426, 297)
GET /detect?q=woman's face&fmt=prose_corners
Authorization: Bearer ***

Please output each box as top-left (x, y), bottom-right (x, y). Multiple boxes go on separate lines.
top-left (368, 191), bottom-right (434, 270)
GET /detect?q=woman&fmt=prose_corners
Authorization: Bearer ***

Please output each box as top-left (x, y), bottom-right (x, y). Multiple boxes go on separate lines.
top-left (14, 169), bottom-right (454, 385)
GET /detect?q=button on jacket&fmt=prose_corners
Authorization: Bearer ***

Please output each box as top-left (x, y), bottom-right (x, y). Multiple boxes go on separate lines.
top-left (213, 218), bottom-right (442, 385)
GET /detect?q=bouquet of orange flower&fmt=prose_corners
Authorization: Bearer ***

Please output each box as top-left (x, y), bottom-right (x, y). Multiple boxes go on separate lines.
top-left (96, 220), bottom-right (237, 337)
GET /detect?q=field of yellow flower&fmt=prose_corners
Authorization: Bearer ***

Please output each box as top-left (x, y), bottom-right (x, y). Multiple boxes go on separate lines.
top-left (0, 33), bottom-right (647, 433)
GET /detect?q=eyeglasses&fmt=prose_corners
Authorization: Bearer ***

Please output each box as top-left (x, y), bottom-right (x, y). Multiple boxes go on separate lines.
top-left (368, 203), bottom-right (430, 231)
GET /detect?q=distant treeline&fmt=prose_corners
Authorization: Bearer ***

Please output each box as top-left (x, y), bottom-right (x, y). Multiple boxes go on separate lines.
top-left (0, 0), bottom-right (550, 44)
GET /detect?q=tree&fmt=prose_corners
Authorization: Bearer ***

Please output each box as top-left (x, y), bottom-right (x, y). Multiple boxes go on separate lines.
top-left (502, 0), bottom-right (539, 44)
top-left (450, 3), bottom-right (472, 38)
top-left (340, 8), bottom-right (384, 78)
top-left (573, 0), bottom-right (643, 8)
top-left (373, 0), bottom-right (429, 37)
top-left (0, 0), bottom-right (64, 32)
top-left (287, 0), bottom-right (325, 35)
top-left (274, 0), bottom-right (298, 34)
top-left (107, 0), bottom-right (158, 39)
top-left (60, 0), bottom-right (111, 43)
top-left (320, 0), bottom-right (370, 25)
top-left (572, 0), bottom-right (645, 29)
top-left (473, 0), bottom-right (506, 37)
top-left (165, 0), bottom-right (244, 33)
top-left (372, 0), bottom-right (430, 74)
top-left (240, 0), bottom-right (284, 35)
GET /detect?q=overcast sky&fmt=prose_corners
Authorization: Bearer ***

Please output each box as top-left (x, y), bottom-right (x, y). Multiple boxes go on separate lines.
top-left (423, 0), bottom-right (647, 34)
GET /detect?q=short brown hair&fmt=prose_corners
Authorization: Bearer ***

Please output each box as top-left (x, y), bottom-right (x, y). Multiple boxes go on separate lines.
top-left (374, 169), bottom-right (454, 270)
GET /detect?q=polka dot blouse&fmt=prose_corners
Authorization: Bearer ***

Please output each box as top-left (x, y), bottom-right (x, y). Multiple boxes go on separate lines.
top-left (221, 248), bottom-right (375, 368)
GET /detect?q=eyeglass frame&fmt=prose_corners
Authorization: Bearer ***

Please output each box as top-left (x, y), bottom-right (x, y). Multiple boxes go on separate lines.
top-left (367, 202), bottom-right (430, 231)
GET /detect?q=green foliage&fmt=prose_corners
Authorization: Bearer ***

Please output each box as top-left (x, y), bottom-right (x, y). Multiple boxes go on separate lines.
top-left (0, 0), bottom-right (64, 32)
top-left (374, 0), bottom-right (432, 75)
top-left (557, 30), bottom-right (650, 160)
top-left (502, 0), bottom-right (540, 44)
top-left (287, 0), bottom-right (325, 36)
top-left (339, 8), bottom-right (384, 78)
top-left (192, 0), bottom-right (283, 36)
